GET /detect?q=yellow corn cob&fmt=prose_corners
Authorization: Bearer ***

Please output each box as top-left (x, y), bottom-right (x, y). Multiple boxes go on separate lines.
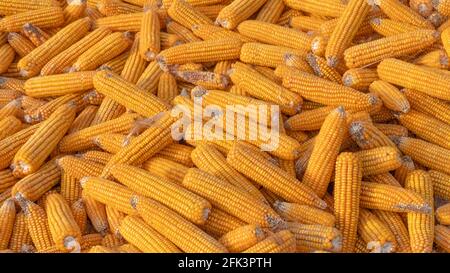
top-left (282, 71), bottom-right (380, 112)
top-left (0, 0), bottom-right (61, 16)
top-left (101, 112), bottom-right (175, 177)
top-left (8, 212), bottom-right (33, 253)
top-left (94, 12), bottom-right (144, 32)
top-left (395, 137), bottom-right (450, 175)
top-left (101, 232), bottom-right (124, 247)
top-left (256, 0), bottom-right (284, 24)
top-left (373, 210), bottom-right (411, 253)
top-left (97, 0), bottom-right (141, 16)
top-left (414, 49), bottom-right (449, 70)
top-left (72, 32), bottom-right (133, 72)
top-left (68, 105), bottom-right (98, 134)
top-left (190, 23), bottom-right (253, 43)
top-left (405, 170), bottom-right (434, 253)
top-left (237, 20), bottom-right (313, 51)
top-left (369, 80), bottom-right (410, 113)
top-left (229, 62), bottom-right (302, 115)
top-left (436, 203), bottom-right (450, 225)
top-left (349, 120), bottom-right (397, 150)
top-left (135, 196), bottom-right (228, 253)
top-left (191, 144), bottom-right (267, 203)
top-left (17, 17), bottom-right (91, 77)
top-left (89, 98), bottom-right (126, 126)
top-left (241, 229), bottom-right (294, 253)
top-left (64, 0), bottom-right (87, 24)
top-left (80, 233), bottom-right (103, 250)
top-left (42, 27), bottom-right (113, 75)
top-left (410, 0), bottom-right (433, 17)
top-left (85, 6), bottom-right (104, 20)
top-left (0, 199), bottom-right (15, 249)
top-left (20, 96), bottom-right (47, 114)
top-left (0, 116), bottom-right (22, 141)
top-left (0, 169), bottom-right (17, 193)
top-left (25, 93), bottom-right (83, 123)
top-left (325, 0), bottom-right (371, 67)
top-left (394, 155), bottom-right (415, 186)
top-left (253, 65), bottom-right (282, 84)
top-left (218, 224), bottom-right (265, 253)
top-left (215, 0), bottom-right (267, 29)
top-left (0, 99), bottom-right (23, 121)
top-left (139, 10), bottom-right (160, 61)
top-left (374, 0), bottom-right (434, 29)
top-left (136, 61), bottom-right (163, 93)
top-left (344, 30), bottom-right (437, 69)
top-left (160, 32), bottom-right (183, 49)
top-left (60, 169), bottom-right (81, 205)
top-left (94, 133), bottom-right (131, 153)
top-left (283, 0), bottom-right (345, 18)
top-left (94, 71), bottom-right (168, 117)
top-left (81, 150), bottom-right (112, 165)
top-left (434, 224), bottom-right (450, 252)
top-left (434, 0), bottom-right (450, 16)
top-left (358, 209), bottom-right (396, 253)
top-left (45, 193), bottom-right (82, 252)
top-left (402, 89), bottom-right (450, 125)
top-left (287, 222), bottom-right (342, 253)
top-left (12, 104), bottom-right (75, 177)
top-left (156, 72), bottom-right (178, 103)
top-left (20, 22), bottom-right (51, 46)
top-left (105, 205), bottom-right (124, 238)
top-left (333, 152), bottom-right (362, 252)
top-left (119, 215), bottom-right (181, 253)
top-left (98, 51), bottom-right (129, 74)
top-left (302, 107), bottom-right (346, 197)
top-left (17, 198), bottom-right (53, 251)
top-left (274, 201), bottom-right (335, 227)
top-left (290, 16), bottom-right (325, 32)
top-left (0, 124), bottom-right (39, 170)
top-left (182, 168), bottom-right (282, 228)
top-left (167, 0), bottom-right (213, 29)
top-left (0, 77), bottom-right (25, 91)
top-left (142, 156), bottom-right (189, 184)
top-left (167, 20), bottom-right (201, 43)
top-left (306, 53), bottom-right (342, 83)
top-left (71, 199), bottom-right (87, 234)
top-left (0, 7), bottom-right (65, 32)
top-left (369, 17), bottom-right (421, 37)
top-left (342, 68), bottom-right (379, 90)
top-left (355, 146), bottom-right (402, 176)
top-left (240, 43), bottom-right (307, 68)
top-left (366, 172), bottom-right (402, 186)
top-left (12, 161), bottom-right (60, 201)
top-left (7, 33), bottom-right (36, 58)
top-left (0, 44), bottom-right (15, 74)
top-left (195, 4), bottom-right (225, 20)
top-left (82, 192), bottom-right (109, 234)
top-left (202, 208), bottom-right (246, 238)
top-left (227, 142), bottom-right (326, 209)
top-left (360, 181), bottom-right (431, 213)
top-left (0, 89), bottom-right (22, 107)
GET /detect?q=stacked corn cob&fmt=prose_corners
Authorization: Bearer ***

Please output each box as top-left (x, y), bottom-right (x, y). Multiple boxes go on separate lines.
top-left (0, 0), bottom-right (449, 253)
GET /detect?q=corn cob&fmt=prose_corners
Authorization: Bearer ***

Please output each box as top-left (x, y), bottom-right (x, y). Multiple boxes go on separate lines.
top-left (0, 44), bottom-right (15, 74)
top-left (290, 16), bottom-right (325, 32)
top-left (45, 193), bottom-right (82, 252)
top-left (97, 0), bottom-right (141, 16)
top-left (0, 7), bottom-right (65, 32)
top-left (237, 20), bottom-right (313, 51)
top-left (357, 209), bottom-right (396, 253)
top-left (306, 53), bottom-right (342, 83)
top-left (369, 80), bottom-right (410, 113)
top-left (369, 18), bottom-right (420, 37)
top-left (360, 181), bottom-right (431, 213)
top-left (240, 43), bottom-right (307, 68)
top-left (0, 89), bottom-right (22, 107)
top-left (218, 224), bottom-right (266, 253)
top-left (142, 156), bottom-right (189, 184)
top-left (374, 0), bottom-right (434, 29)
top-left (283, 0), bottom-right (345, 18)
top-left (139, 10), bottom-right (160, 61)
top-left (80, 233), bottom-right (103, 250)
top-left (349, 120), bottom-right (397, 150)
top-left (82, 192), bottom-right (109, 234)
top-left (242, 229), bottom-right (295, 253)
top-left (167, 0), bottom-right (213, 29)
top-left (273, 201), bottom-right (335, 227)
top-left (256, 0), bottom-right (284, 24)
top-left (227, 142), bottom-right (326, 209)
top-left (0, 199), bottom-right (15, 249)
top-left (402, 88), bottom-right (450, 125)
top-left (0, 169), bottom-right (18, 194)
top-left (405, 170), bottom-right (434, 253)
top-left (434, 224), bottom-right (450, 252)
top-left (393, 155), bottom-right (415, 186)
top-left (119, 215), bottom-right (181, 252)
top-left (167, 20), bottom-right (201, 43)
top-left (85, 6), bottom-right (104, 20)
top-left (136, 61), bottom-right (163, 93)
top-left (8, 212), bottom-right (33, 253)
top-left (0, 77), bottom-right (25, 91)
top-left (21, 23), bottom-right (50, 46)
top-left (71, 199), bottom-right (87, 233)
top-left (94, 133), bottom-right (131, 153)
top-left (12, 103), bottom-right (75, 177)
top-left (7, 33), bottom-right (36, 58)
top-left (17, 197), bottom-right (53, 251)
top-left (373, 210), bottom-right (411, 253)
top-left (395, 137), bottom-right (450, 175)
top-left (285, 107), bottom-right (334, 132)
top-left (63, 0), bottom-right (87, 24)
top-left (0, 116), bottom-right (22, 141)
top-left (287, 222), bottom-right (342, 253)
top-left (0, 123), bottom-right (39, 170)
top-left (414, 49), bottom-right (449, 70)
top-left (94, 12), bottom-right (143, 32)
top-left (81, 150), bottom-right (112, 165)
top-left (355, 146), bottom-right (402, 176)
top-left (17, 17), bottom-right (91, 77)
top-left (436, 203), bottom-right (450, 225)
top-left (98, 51), bottom-right (129, 74)
top-left (68, 105), bottom-right (98, 134)
top-left (135, 196), bottom-right (228, 253)
top-left (325, 0), bottom-right (371, 67)
top-left (202, 208), bottom-right (246, 238)
top-left (0, 0), bottom-right (61, 16)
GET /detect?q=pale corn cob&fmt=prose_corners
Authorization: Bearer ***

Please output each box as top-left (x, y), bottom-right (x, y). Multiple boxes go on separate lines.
top-left (7, 33), bottom-right (36, 58)
top-left (41, 27), bottom-right (112, 75)
top-left (191, 144), bottom-right (267, 203)
top-left (358, 209), bottom-right (396, 253)
top-left (287, 222), bottom-right (342, 253)
top-left (142, 156), bottom-right (189, 184)
top-left (355, 146), bottom-right (402, 176)
top-left (97, 0), bottom-right (141, 16)
top-left (71, 32), bottom-right (133, 72)
top-left (167, 0), bottom-right (213, 29)
top-left (139, 9), bottom-right (160, 61)
top-left (45, 193), bottom-right (82, 252)
top-left (0, 7), bottom-right (65, 32)
top-left (17, 17), bottom-right (91, 77)
top-left (325, 0), bottom-right (371, 67)
top-left (12, 104), bottom-right (75, 177)
top-left (274, 201), bottom-right (335, 227)
top-left (12, 161), bottom-right (60, 201)
top-left (436, 203), bottom-right (450, 225)
top-left (369, 18), bottom-right (420, 37)
top-left (373, 0), bottom-right (434, 29)
top-left (237, 20), bottom-right (313, 51)
top-left (283, 0), bottom-right (345, 18)
top-left (227, 142), bottom-right (327, 209)
top-left (229, 61), bottom-right (302, 115)
top-left (395, 137), bottom-right (450, 175)
top-left (359, 181), bottom-right (431, 213)
top-left (282, 71), bottom-right (379, 112)
top-left (135, 196), bottom-right (228, 253)
top-left (405, 170), bottom-right (434, 253)
top-left (68, 105), bottom-right (98, 134)
top-left (342, 68), bottom-right (379, 90)
top-left (82, 192), bottom-right (109, 234)
top-left (402, 88), bottom-right (450, 125)
top-left (256, 0), bottom-right (284, 24)
top-left (119, 215), bottom-right (181, 253)
top-left (344, 30), bottom-right (437, 69)
top-left (17, 197), bottom-right (53, 251)
top-left (93, 71), bottom-right (168, 117)
top-left (110, 164), bottom-right (211, 225)
top-left (240, 43), bottom-right (307, 68)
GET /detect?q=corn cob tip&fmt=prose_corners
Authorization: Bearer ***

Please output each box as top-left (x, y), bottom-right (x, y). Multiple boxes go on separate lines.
top-left (390, 135), bottom-right (404, 145)
top-left (311, 39), bottom-right (321, 53)
top-left (14, 192), bottom-right (28, 210)
top-left (418, 4), bottom-right (431, 16)
top-left (146, 51), bottom-right (157, 60)
top-left (316, 199), bottom-right (328, 210)
top-left (432, 0), bottom-right (441, 9)
top-left (342, 74), bottom-right (353, 86)
top-left (19, 69), bottom-right (30, 78)
top-left (370, 18), bottom-right (381, 26)
top-left (69, 0), bottom-right (86, 4)
top-left (368, 94), bottom-right (379, 106)
top-left (64, 236), bottom-right (81, 253)
top-left (156, 56), bottom-right (168, 71)
top-left (265, 215), bottom-right (284, 230)
top-left (12, 161), bottom-right (31, 176)
top-left (215, 19), bottom-right (230, 29)
top-left (326, 56), bottom-right (338, 68)
top-left (191, 86), bottom-right (208, 98)
top-left (130, 195), bottom-right (139, 210)
top-left (349, 121), bottom-right (364, 138)
top-left (367, 241), bottom-right (394, 253)
top-left (202, 208), bottom-right (211, 222)
top-left (432, 31), bottom-right (441, 39)
top-left (331, 234), bottom-right (343, 253)
top-left (180, 88), bottom-right (189, 97)
top-left (336, 106), bottom-right (346, 116)
top-left (367, 0), bottom-right (380, 7)
top-left (21, 245), bottom-right (35, 253)
top-left (79, 177), bottom-right (89, 188)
